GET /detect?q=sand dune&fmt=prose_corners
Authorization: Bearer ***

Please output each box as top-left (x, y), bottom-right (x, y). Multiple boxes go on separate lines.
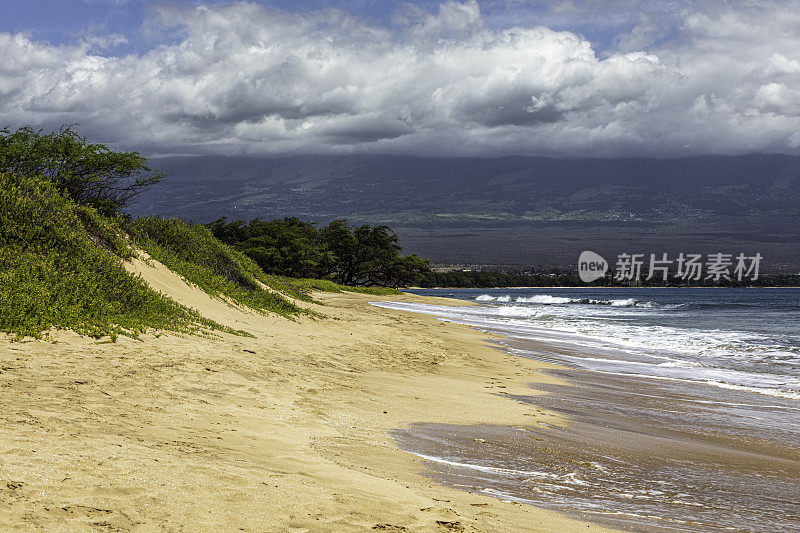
top-left (0, 255), bottom-right (614, 532)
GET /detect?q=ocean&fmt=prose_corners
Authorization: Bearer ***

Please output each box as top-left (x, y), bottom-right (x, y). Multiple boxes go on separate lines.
top-left (373, 288), bottom-right (800, 531)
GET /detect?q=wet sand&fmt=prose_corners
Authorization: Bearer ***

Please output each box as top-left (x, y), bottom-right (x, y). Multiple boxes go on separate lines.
top-left (392, 340), bottom-right (800, 532)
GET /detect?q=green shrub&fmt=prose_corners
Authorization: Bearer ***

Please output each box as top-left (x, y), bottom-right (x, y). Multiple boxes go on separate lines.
top-left (0, 172), bottom-right (230, 339)
top-left (288, 278), bottom-right (401, 296)
top-left (125, 217), bottom-right (309, 317)
top-left (345, 286), bottom-right (402, 296)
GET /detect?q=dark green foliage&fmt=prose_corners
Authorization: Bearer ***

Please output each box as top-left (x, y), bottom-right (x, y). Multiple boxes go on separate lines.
top-left (0, 172), bottom-right (227, 339)
top-left (317, 220), bottom-right (432, 287)
top-left (126, 217), bottom-right (308, 316)
top-left (0, 125), bottom-right (162, 215)
top-left (210, 217), bottom-right (431, 287)
top-left (209, 217), bottom-right (331, 278)
top-left (418, 269), bottom-right (800, 288)
top-left (418, 270), bottom-right (583, 288)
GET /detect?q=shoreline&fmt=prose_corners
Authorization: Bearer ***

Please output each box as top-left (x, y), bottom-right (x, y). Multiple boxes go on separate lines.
top-left (0, 264), bottom-right (617, 532)
top-left (384, 295), bottom-right (800, 531)
top-left (407, 285), bottom-right (795, 289)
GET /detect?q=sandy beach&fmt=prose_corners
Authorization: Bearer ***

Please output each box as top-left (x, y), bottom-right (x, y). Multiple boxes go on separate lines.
top-left (0, 256), bottom-right (614, 532)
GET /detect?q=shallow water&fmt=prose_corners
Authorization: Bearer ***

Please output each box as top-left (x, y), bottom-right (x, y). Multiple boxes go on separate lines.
top-left (392, 419), bottom-right (800, 532)
top-left (386, 288), bottom-right (800, 402)
top-left (375, 288), bottom-right (800, 531)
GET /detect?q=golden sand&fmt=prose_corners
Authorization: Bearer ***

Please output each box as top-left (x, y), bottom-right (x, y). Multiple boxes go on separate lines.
top-left (0, 256), bottom-right (616, 531)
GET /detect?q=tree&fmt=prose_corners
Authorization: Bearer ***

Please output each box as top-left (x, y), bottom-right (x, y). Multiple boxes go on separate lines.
top-left (318, 219), bottom-right (359, 284)
top-left (240, 218), bottom-right (328, 278)
top-left (391, 254), bottom-right (431, 287)
top-left (0, 125), bottom-right (163, 215)
top-left (319, 220), bottom-right (431, 287)
top-left (209, 217), bottom-right (332, 278)
top-left (208, 217), bottom-right (249, 245)
top-left (211, 217), bottom-right (432, 287)
top-left (350, 224), bottom-right (404, 286)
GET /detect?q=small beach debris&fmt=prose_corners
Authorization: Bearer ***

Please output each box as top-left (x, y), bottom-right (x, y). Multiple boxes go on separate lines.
top-left (435, 520), bottom-right (463, 531)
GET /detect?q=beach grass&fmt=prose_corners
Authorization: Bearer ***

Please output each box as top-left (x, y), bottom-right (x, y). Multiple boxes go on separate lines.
top-left (0, 172), bottom-right (233, 340)
top-left (287, 278), bottom-right (402, 296)
top-left (0, 172), bottom-right (403, 341)
top-left (125, 216), bottom-right (310, 317)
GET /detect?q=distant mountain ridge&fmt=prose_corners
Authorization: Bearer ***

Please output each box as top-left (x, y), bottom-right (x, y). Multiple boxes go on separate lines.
top-left (130, 154), bottom-right (800, 272)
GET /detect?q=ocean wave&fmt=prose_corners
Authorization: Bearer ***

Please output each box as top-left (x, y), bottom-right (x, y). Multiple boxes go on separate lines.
top-left (610, 298), bottom-right (639, 307)
top-left (497, 306), bottom-right (541, 318)
top-left (475, 294), bottom-right (512, 302)
top-left (515, 295), bottom-right (573, 304)
top-left (701, 380), bottom-right (800, 401)
top-left (667, 302), bottom-right (764, 311)
top-left (510, 295), bottom-right (650, 307)
top-left (371, 299), bottom-right (800, 403)
top-left (412, 452), bottom-right (591, 485)
top-left (577, 365), bottom-right (800, 401)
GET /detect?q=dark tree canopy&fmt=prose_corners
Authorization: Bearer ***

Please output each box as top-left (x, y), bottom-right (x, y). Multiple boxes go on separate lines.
top-left (209, 217), bottom-right (431, 287)
top-left (0, 125), bottom-right (163, 215)
top-left (209, 217), bottom-right (332, 279)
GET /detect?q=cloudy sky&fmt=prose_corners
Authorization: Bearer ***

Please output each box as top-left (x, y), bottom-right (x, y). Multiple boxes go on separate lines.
top-left (2, 0), bottom-right (800, 157)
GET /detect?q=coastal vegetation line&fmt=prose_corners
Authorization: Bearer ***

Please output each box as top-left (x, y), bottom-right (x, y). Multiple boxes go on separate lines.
top-left (0, 125), bottom-right (420, 340)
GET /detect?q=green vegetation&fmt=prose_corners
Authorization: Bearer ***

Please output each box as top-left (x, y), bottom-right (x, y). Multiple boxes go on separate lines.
top-left (125, 217), bottom-right (308, 317)
top-left (419, 269), bottom-right (800, 288)
top-left (0, 125), bottom-right (162, 216)
top-left (0, 125), bottom-right (424, 340)
top-left (287, 278), bottom-right (401, 296)
top-left (0, 171), bottom-right (229, 339)
top-left (419, 269), bottom-right (582, 288)
top-left (209, 217), bottom-right (431, 287)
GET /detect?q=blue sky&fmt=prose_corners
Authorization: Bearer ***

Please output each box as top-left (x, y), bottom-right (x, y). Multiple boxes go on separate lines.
top-left (2, 1), bottom-right (799, 158)
top-left (0, 0), bottom-right (677, 55)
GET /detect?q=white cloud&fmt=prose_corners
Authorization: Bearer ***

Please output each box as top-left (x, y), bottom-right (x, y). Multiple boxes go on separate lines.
top-left (1, 0), bottom-right (800, 157)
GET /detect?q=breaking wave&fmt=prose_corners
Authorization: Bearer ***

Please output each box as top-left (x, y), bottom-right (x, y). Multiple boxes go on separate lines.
top-left (476, 294), bottom-right (650, 307)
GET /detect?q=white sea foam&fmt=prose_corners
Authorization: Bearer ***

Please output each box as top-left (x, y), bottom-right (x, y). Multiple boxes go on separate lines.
top-left (512, 295), bottom-right (645, 307)
top-left (516, 295), bottom-right (573, 304)
top-left (476, 294), bottom-right (512, 302)
top-left (701, 380), bottom-right (800, 401)
top-left (497, 306), bottom-right (540, 318)
top-left (369, 299), bottom-right (800, 402)
top-left (412, 452), bottom-right (591, 485)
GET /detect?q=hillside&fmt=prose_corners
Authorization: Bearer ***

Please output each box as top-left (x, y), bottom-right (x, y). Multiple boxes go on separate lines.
top-left (0, 171), bottom-right (229, 339)
top-left (0, 171), bottom-right (389, 340)
top-left (130, 154), bottom-right (800, 272)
